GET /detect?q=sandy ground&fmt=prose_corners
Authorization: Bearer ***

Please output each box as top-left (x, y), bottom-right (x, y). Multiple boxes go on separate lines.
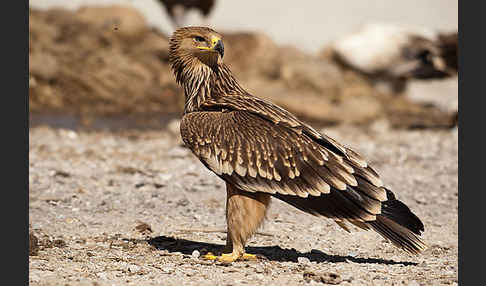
top-left (29, 120), bottom-right (458, 285)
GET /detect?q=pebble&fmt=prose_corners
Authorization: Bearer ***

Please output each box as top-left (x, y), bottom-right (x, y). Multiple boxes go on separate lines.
top-left (297, 257), bottom-right (310, 264)
top-left (160, 267), bottom-right (173, 274)
top-left (408, 280), bottom-right (420, 286)
top-left (96, 272), bottom-right (108, 279)
top-left (59, 129), bottom-right (78, 139)
top-left (128, 264), bottom-right (140, 272)
top-left (192, 250), bottom-right (200, 258)
top-left (255, 274), bottom-right (265, 280)
top-left (347, 252), bottom-right (358, 257)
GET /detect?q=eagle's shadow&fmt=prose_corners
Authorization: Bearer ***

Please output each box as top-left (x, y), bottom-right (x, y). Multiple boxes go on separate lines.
top-left (146, 235), bottom-right (417, 266)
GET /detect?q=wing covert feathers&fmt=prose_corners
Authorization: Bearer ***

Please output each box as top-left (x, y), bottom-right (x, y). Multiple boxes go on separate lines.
top-left (181, 110), bottom-right (369, 198)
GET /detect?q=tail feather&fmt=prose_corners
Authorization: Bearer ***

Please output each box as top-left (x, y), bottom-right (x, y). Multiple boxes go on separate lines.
top-left (272, 187), bottom-right (427, 254)
top-left (369, 216), bottom-right (426, 254)
top-left (380, 188), bottom-right (424, 235)
top-left (368, 188), bottom-right (426, 254)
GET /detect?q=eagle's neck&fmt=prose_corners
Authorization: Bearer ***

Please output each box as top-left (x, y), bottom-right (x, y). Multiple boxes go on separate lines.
top-left (178, 61), bottom-right (247, 114)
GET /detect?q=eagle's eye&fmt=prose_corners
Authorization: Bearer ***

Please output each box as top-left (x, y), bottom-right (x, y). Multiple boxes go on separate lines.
top-left (194, 36), bottom-right (205, 43)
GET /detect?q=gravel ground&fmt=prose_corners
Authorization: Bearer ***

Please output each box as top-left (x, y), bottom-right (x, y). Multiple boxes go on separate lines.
top-left (29, 121), bottom-right (457, 286)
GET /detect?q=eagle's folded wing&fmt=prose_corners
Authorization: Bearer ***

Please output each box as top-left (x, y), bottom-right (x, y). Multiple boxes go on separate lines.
top-left (181, 109), bottom-right (387, 223)
top-left (201, 95), bottom-right (373, 168)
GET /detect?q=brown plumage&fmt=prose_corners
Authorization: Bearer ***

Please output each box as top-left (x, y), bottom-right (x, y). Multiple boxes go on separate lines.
top-left (169, 26), bottom-right (426, 262)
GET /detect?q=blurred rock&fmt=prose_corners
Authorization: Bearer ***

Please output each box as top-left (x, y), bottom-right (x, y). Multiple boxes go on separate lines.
top-left (75, 6), bottom-right (148, 38)
top-left (383, 96), bottom-right (458, 129)
top-left (326, 23), bottom-right (458, 93)
top-left (29, 6), bottom-right (182, 116)
top-left (222, 32), bottom-right (280, 79)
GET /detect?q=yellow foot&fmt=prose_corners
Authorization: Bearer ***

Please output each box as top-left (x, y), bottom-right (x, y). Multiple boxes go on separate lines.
top-left (201, 252), bottom-right (259, 263)
top-left (201, 252), bottom-right (218, 260)
top-left (240, 253), bottom-right (258, 261)
top-left (218, 253), bottom-right (240, 263)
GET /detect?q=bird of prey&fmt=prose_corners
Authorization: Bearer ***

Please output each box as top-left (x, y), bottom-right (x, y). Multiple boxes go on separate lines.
top-left (158, 0), bottom-right (215, 28)
top-left (169, 26), bottom-right (426, 263)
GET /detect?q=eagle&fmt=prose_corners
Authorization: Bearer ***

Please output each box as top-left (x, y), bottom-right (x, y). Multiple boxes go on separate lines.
top-left (168, 27), bottom-right (426, 263)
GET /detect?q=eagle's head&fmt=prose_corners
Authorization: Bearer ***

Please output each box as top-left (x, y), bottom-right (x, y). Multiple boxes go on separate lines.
top-left (169, 26), bottom-right (224, 76)
top-left (169, 26), bottom-right (247, 109)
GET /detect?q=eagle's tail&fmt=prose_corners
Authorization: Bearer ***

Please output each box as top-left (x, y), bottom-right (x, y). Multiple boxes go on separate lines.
top-left (272, 188), bottom-right (426, 254)
top-left (367, 188), bottom-right (427, 254)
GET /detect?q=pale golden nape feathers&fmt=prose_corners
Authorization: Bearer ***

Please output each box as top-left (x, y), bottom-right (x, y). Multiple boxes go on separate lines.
top-left (169, 27), bottom-right (426, 255)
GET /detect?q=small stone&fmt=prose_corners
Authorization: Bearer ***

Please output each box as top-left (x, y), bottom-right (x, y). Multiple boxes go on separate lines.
top-left (408, 280), bottom-right (420, 286)
top-left (135, 222), bottom-right (153, 233)
top-left (66, 130), bottom-right (78, 139)
top-left (128, 264), bottom-right (140, 272)
top-left (160, 267), bottom-right (173, 274)
top-left (176, 198), bottom-right (190, 207)
top-left (191, 250), bottom-right (200, 258)
top-left (303, 271), bottom-right (342, 285)
top-left (297, 256), bottom-right (310, 264)
top-left (347, 252), bottom-right (358, 257)
top-left (255, 273), bottom-right (265, 280)
top-left (59, 129), bottom-right (78, 139)
top-left (52, 239), bottom-right (67, 248)
top-left (96, 272), bottom-right (108, 279)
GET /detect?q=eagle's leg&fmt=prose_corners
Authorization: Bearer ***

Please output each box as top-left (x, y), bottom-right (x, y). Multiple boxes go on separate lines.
top-left (203, 183), bottom-right (271, 262)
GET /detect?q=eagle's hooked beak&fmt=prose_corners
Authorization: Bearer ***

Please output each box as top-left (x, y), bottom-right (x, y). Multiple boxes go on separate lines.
top-left (213, 39), bottom-right (224, 58)
top-left (197, 36), bottom-right (224, 58)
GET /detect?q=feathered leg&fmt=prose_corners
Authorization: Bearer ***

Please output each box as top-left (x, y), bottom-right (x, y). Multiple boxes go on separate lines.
top-left (203, 183), bottom-right (271, 262)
